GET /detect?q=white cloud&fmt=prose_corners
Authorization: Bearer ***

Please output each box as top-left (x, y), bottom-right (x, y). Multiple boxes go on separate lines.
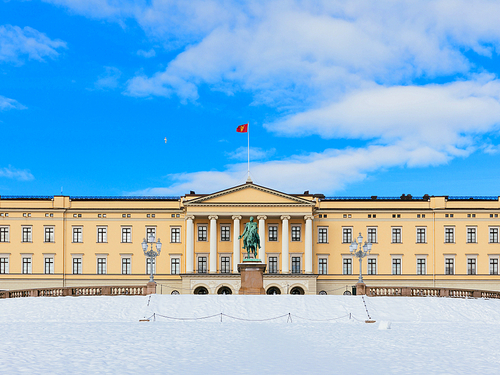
top-left (94, 66), bottom-right (122, 90)
top-left (0, 165), bottom-right (34, 181)
top-left (0, 24), bottom-right (66, 64)
top-left (0, 95), bottom-right (26, 111)
top-left (137, 48), bottom-right (155, 58)
top-left (226, 147), bottom-right (276, 161)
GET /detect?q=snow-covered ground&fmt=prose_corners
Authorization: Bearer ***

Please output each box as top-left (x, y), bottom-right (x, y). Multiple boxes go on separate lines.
top-left (1, 295), bottom-right (500, 374)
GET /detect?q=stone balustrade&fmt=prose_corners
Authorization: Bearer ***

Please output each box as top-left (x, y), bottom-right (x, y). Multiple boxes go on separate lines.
top-left (0, 285), bottom-right (147, 299)
top-left (365, 286), bottom-right (494, 298)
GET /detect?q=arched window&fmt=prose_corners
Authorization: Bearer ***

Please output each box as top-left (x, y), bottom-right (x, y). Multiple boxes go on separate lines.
top-left (194, 286), bottom-right (209, 295)
top-left (217, 286), bottom-right (232, 295)
top-left (266, 286), bottom-right (281, 295)
top-left (290, 286), bottom-right (304, 295)
top-left (171, 290), bottom-right (180, 295)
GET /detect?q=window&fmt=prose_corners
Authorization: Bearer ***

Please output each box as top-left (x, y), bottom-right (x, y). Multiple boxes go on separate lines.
top-left (198, 225), bottom-right (207, 241)
top-left (268, 256), bottom-right (278, 273)
top-left (268, 226), bottom-right (278, 241)
top-left (72, 227), bottom-right (82, 243)
top-left (445, 227), bottom-right (454, 243)
top-left (467, 258), bottom-right (477, 275)
top-left (416, 227), bottom-right (426, 243)
top-left (22, 257), bottom-right (32, 274)
top-left (97, 227), bottom-right (107, 243)
top-left (467, 227), bottom-right (477, 243)
top-left (392, 258), bottom-right (402, 275)
top-left (417, 258), bottom-right (426, 275)
top-left (44, 227), bottom-right (54, 243)
top-left (445, 258), bottom-right (454, 275)
top-left (318, 227), bottom-right (328, 243)
top-left (73, 258), bottom-right (82, 275)
top-left (97, 258), bottom-right (107, 274)
top-left (367, 227), bottom-right (377, 243)
top-left (221, 226), bottom-right (230, 241)
top-left (146, 258), bottom-right (156, 274)
top-left (221, 256), bottom-right (230, 273)
top-left (342, 228), bottom-right (352, 243)
top-left (44, 257), bottom-right (54, 274)
top-left (490, 228), bottom-right (499, 243)
top-left (318, 258), bottom-right (327, 274)
top-left (121, 227), bottom-right (132, 243)
top-left (146, 227), bottom-right (156, 242)
top-left (0, 227), bottom-right (9, 242)
top-left (122, 258), bottom-right (131, 275)
top-left (490, 258), bottom-right (498, 275)
top-left (22, 226), bottom-right (32, 243)
top-left (392, 228), bottom-right (402, 243)
top-left (367, 258), bottom-right (377, 275)
top-left (171, 227), bottom-right (181, 243)
top-left (291, 226), bottom-right (301, 241)
top-left (291, 257), bottom-right (301, 273)
top-left (343, 258), bottom-right (352, 275)
top-left (197, 256), bottom-right (207, 273)
top-left (0, 257), bottom-right (9, 274)
top-left (171, 258), bottom-right (180, 274)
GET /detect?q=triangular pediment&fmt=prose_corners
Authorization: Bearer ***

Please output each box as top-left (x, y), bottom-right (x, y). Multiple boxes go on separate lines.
top-left (184, 183), bottom-right (315, 207)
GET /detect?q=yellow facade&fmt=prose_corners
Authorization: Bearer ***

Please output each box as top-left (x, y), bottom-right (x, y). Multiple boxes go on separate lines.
top-left (1, 182), bottom-right (500, 294)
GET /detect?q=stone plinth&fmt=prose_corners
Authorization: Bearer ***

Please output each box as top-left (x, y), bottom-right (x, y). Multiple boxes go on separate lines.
top-left (145, 281), bottom-right (157, 295)
top-left (238, 260), bottom-right (266, 295)
top-left (355, 282), bottom-right (366, 295)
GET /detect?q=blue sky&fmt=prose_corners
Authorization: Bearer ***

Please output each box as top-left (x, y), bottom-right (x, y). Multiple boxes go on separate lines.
top-left (2, 0), bottom-right (500, 197)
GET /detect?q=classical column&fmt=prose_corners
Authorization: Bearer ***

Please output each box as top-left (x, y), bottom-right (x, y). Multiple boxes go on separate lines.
top-left (281, 215), bottom-right (290, 273)
top-left (233, 215), bottom-right (242, 271)
top-left (186, 215), bottom-right (195, 273)
top-left (209, 215), bottom-right (218, 273)
top-left (257, 215), bottom-right (267, 262)
top-left (304, 215), bottom-right (314, 274)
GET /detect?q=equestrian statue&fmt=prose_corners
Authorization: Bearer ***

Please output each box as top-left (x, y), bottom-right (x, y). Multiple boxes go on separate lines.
top-left (238, 216), bottom-right (261, 259)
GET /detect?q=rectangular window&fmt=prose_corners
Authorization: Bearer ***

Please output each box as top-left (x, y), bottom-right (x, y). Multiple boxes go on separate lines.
top-left (291, 226), bottom-right (301, 242)
top-left (0, 257), bottom-right (9, 274)
top-left (197, 256), bottom-right (207, 273)
top-left (73, 258), bottom-right (82, 275)
top-left (467, 227), bottom-right (477, 243)
top-left (342, 228), bottom-right (352, 243)
top-left (44, 227), bottom-right (54, 243)
top-left (146, 258), bottom-right (156, 274)
top-left (22, 227), bottom-right (32, 243)
top-left (367, 258), bottom-right (377, 275)
top-left (445, 258), bottom-right (454, 275)
top-left (318, 258), bottom-right (327, 274)
top-left (198, 225), bottom-right (207, 241)
top-left (171, 258), bottom-right (180, 274)
top-left (291, 257), bottom-right (301, 273)
top-left (367, 228), bottom-right (377, 243)
top-left (146, 227), bottom-right (156, 242)
top-left (72, 227), bottom-right (82, 243)
top-left (392, 258), bottom-right (402, 275)
top-left (490, 228), bottom-right (499, 243)
top-left (221, 256), bottom-right (230, 273)
top-left (490, 258), bottom-right (498, 275)
top-left (97, 258), bottom-right (106, 274)
top-left (467, 258), bottom-right (477, 275)
top-left (417, 258), bottom-right (426, 275)
top-left (0, 227), bottom-right (9, 242)
top-left (343, 258), bottom-right (352, 275)
top-left (268, 226), bottom-right (278, 241)
top-left (268, 256), bottom-right (278, 273)
top-left (122, 258), bottom-right (131, 275)
top-left (171, 227), bottom-right (181, 243)
top-left (392, 228), bottom-right (402, 243)
top-left (97, 227), bottom-right (107, 243)
top-left (318, 227), bottom-right (328, 243)
top-left (445, 227), bottom-right (454, 243)
top-left (44, 257), bottom-right (54, 274)
top-left (221, 226), bottom-right (230, 241)
top-left (121, 227), bottom-right (132, 243)
top-left (416, 228), bottom-right (426, 243)
top-left (22, 257), bottom-right (32, 274)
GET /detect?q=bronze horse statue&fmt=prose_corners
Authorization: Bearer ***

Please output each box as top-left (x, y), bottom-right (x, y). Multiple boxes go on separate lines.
top-left (238, 216), bottom-right (261, 259)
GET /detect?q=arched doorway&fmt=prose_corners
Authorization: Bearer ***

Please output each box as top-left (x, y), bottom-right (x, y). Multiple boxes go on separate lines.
top-left (193, 286), bottom-right (209, 295)
top-left (171, 290), bottom-right (180, 295)
top-left (266, 286), bottom-right (281, 295)
top-left (217, 286), bottom-right (232, 295)
top-left (290, 286), bottom-right (305, 295)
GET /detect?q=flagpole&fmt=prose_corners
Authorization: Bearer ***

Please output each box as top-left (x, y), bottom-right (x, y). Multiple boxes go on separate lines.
top-left (247, 122), bottom-right (250, 179)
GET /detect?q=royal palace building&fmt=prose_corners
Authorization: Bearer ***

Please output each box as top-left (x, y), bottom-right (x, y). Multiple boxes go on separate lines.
top-left (1, 181), bottom-right (500, 294)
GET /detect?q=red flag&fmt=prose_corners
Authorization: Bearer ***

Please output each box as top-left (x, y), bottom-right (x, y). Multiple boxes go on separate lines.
top-left (236, 123), bottom-right (248, 133)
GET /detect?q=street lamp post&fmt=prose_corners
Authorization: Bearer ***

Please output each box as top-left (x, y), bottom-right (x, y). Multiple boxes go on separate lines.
top-left (142, 234), bottom-right (162, 283)
top-left (349, 232), bottom-right (372, 284)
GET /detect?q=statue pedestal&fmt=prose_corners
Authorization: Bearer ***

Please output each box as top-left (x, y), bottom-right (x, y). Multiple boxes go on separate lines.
top-left (237, 260), bottom-right (266, 295)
